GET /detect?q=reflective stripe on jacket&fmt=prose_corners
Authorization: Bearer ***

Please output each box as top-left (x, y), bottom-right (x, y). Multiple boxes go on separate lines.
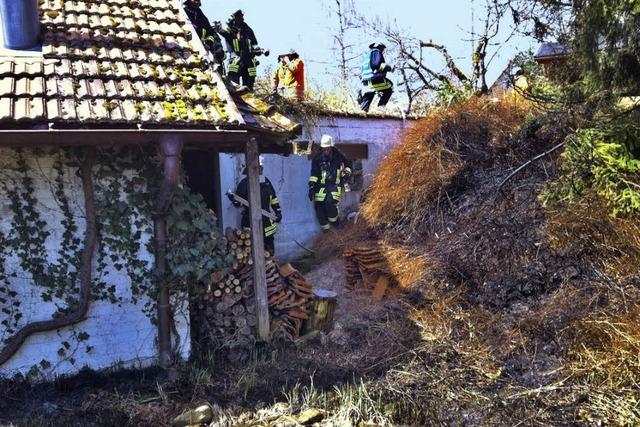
top-left (308, 147), bottom-right (352, 202)
top-left (234, 177), bottom-right (281, 237)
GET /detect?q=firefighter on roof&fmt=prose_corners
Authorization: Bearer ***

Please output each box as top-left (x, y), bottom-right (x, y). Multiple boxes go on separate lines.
top-left (218, 9), bottom-right (260, 90)
top-left (308, 135), bottom-right (353, 231)
top-left (273, 49), bottom-right (305, 100)
top-left (359, 42), bottom-right (394, 112)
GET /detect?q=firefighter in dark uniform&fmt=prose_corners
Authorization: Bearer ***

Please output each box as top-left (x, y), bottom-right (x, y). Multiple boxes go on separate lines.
top-left (308, 135), bottom-right (353, 231)
top-left (183, 0), bottom-right (225, 70)
top-left (218, 10), bottom-right (259, 90)
top-left (228, 156), bottom-right (282, 255)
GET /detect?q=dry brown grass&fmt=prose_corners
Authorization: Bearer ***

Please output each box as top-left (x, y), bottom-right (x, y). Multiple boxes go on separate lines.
top-left (564, 305), bottom-right (640, 425)
top-left (361, 96), bottom-right (534, 234)
top-left (378, 241), bottom-right (432, 289)
top-left (545, 195), bottom-right (640, 279)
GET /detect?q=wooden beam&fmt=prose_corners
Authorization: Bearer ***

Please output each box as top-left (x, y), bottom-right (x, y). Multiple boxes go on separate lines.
top-left (245, 136), bottom-right (270, 342)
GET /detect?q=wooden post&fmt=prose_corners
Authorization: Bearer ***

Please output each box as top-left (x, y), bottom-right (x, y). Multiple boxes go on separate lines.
top-left (245, 136), bottom-right (270, 342)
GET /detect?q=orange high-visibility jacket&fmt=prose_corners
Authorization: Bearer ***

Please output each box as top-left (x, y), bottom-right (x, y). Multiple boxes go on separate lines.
top-left (273, 58), bottom-right (305, 99)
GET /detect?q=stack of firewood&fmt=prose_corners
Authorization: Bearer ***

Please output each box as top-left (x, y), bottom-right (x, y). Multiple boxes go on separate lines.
top-left (204, 270), bottom-right (242, 299)
top-left (268, 263), bottom-right (315, 341)
top-left (343, 243), bottom-right (394, 300)
top-left (226, 229), bottom-right (254, 268)
top-left (195, 228), bottom-right (317, 347)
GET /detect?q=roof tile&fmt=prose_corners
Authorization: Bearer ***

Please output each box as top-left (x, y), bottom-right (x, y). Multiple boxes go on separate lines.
top-left (60, 98), bottom-right (77, 121)
top-left (46, 98), bottom-right (64, 121)
top-left (15, 77), bottom-right (44, 97)
top-left (0, 97), bottom-right (13, 121)
top-left (0, 62), bottom-right (13, 77)
top-left (0, 77), bottom-right (14, 97)
top-left (120, 99), bottom-right (139, 121)
top-left (13, 97), bottom-right (45, 121)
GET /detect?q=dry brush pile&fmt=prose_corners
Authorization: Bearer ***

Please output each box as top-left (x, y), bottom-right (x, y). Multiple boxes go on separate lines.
top-left (347, 95), bottom-right (640, 425)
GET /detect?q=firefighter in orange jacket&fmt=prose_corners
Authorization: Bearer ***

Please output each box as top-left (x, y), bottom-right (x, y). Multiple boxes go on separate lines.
top-left (273, 49), bottom-right (305, 100)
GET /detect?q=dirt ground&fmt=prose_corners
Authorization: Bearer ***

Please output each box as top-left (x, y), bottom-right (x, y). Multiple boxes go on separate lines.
top-left (0, 253), bottom-right (417, 427)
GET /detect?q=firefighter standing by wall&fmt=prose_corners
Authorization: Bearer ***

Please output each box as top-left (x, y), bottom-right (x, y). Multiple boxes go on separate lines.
top-left (359, 42), bottom-right (394, 112)
top-left (308, 135), bottom-right (353, 231)
top-left (273, 49), bottom-right (305, 100)
top-left (228, 156), bottom-right (282, 255)
top-left (183, 0), bottom-right (225, 70)
top-left (218, 10), bottom-right (260, 90)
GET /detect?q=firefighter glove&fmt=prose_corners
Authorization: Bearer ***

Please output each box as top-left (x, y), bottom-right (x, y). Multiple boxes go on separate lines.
top-left (226, 191), bottom-right (240, 207)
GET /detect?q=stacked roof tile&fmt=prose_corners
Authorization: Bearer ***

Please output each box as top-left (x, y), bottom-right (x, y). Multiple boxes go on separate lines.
top-left (0, 0), bottom-right (300, 135)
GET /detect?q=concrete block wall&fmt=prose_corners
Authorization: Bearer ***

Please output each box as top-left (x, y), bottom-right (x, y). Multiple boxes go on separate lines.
top-left (221, 116), bottom-right (411, 261)
top-left (0, 148), bottom-right (189, 378)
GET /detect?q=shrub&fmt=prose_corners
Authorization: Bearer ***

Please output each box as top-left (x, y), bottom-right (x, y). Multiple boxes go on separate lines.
top-left (544, 115), bottom-right (640, 216)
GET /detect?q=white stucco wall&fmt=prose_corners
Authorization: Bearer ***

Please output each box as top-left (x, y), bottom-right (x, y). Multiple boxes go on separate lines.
top-left (0, 148), bottom-right (189, 379)
top-left (221, 116), bottom-right (411, 261)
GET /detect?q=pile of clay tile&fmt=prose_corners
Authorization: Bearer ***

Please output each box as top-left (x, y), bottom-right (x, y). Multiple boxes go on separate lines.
top-left (343, 242), bottom-right (394, 300)
top-left (268, 263), bottom-right (315, 342)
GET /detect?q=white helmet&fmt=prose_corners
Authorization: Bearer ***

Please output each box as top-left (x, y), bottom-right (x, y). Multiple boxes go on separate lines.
top-left (319, 134), bottom-right (334, 148)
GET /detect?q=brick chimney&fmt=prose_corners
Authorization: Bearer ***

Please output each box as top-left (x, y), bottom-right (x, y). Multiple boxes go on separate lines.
top-left (0, 0), bottom-right (40, 50)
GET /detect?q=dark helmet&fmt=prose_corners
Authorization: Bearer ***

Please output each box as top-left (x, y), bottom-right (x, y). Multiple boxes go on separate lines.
top-left (232, 9), bottom-right (244, 17)
top-left (369, 42), bottom-right (386, 50)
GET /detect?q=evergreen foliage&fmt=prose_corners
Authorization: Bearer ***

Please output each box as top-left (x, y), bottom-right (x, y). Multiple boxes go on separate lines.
top-left (573, 0), bottom-right (640, 95)
top-left (545, 114), bottom-right (640, 216)
top-left (532, 0), bottom-right (640, 216)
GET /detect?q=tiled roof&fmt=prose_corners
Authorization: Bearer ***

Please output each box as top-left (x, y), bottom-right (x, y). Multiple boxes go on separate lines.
top-left (535, 42), bottom-right (570, 60)
top-left (0, 0), bottom-right (299, 136)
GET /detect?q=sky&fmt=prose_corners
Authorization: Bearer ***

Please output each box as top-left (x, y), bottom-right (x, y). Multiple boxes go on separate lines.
top-left (200, 0), bottom-right (538, 93)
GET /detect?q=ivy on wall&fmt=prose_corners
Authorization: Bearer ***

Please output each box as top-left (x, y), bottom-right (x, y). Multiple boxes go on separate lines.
top-left (0, 145), bottom-right (235, 375)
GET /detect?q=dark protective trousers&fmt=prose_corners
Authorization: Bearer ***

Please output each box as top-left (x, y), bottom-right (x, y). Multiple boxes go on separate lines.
top-left (360, 78), bottom-right (393, 112)
top-left (228, 58), bottom-right (257, 90)
top-left (314, 196), bottom-right (339, 231)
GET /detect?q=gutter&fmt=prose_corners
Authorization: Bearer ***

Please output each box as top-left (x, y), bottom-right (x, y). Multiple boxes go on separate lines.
top-left (0, 128), bottom-right (249, 147)
top-left (0, 127), bottom-right (296, 153)
top-left (153, 138), bottom-right (183, 368)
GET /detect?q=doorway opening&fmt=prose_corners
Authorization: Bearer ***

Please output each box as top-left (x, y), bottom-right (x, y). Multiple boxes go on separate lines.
top-left (182, 149), bottom-right (223, 226)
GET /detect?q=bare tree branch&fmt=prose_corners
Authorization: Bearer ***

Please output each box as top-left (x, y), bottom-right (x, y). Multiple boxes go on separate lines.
top-left (420, 41), bottom-right (470, 82)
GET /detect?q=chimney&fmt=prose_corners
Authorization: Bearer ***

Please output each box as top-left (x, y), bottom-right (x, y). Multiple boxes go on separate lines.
top-left (0, 0), bottom-right (40, 50)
